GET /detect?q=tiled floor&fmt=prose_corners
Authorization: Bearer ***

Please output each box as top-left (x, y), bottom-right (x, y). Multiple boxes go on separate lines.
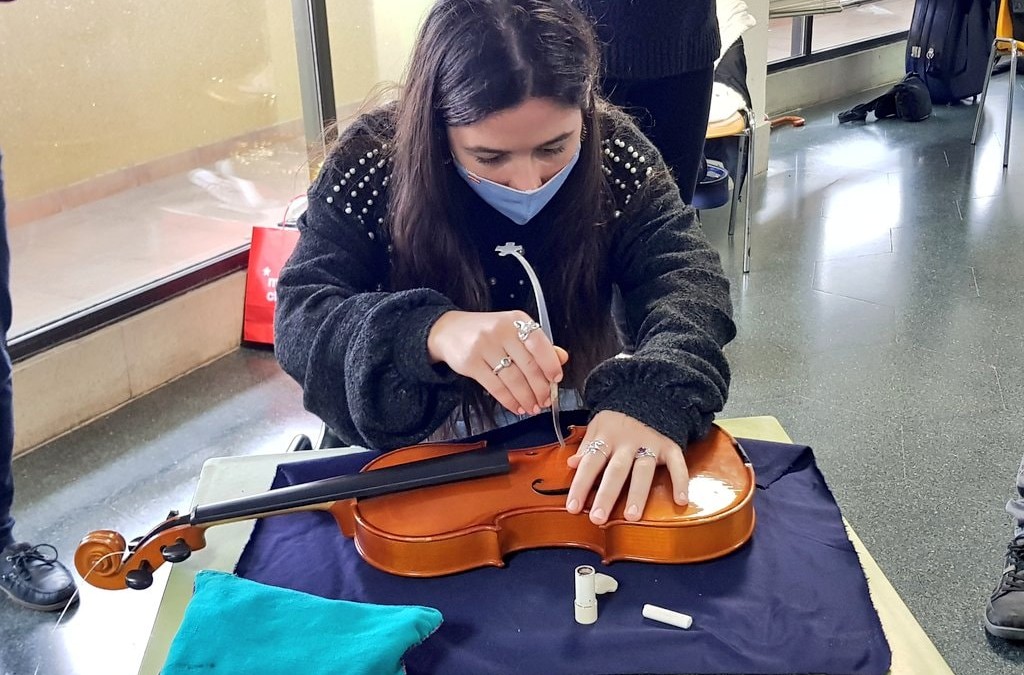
top-left (4, 78), bottom-right (1024, 673)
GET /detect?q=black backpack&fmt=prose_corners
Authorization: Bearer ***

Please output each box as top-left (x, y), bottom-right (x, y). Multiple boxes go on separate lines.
top-left (838, 74), bottom-right (933, 124)
top-left (1013, 0), bottom-right (1024, 41)
top-left (906, 0), bottom-right (996, 104)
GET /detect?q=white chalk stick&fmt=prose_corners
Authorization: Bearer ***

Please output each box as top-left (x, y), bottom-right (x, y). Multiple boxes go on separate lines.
top-left (642, 603), bottom-right (693, 630)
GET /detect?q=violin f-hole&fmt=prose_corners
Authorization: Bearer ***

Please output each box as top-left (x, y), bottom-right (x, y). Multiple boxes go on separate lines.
top-left (531, 478), bottom-right (570, 496)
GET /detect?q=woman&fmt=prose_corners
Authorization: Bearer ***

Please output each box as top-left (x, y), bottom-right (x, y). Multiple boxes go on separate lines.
top-left (275, 0), bottom-right (735, 526)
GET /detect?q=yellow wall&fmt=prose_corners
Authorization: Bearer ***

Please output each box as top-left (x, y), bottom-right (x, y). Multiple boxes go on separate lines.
top-left (329, 1), bottom-right (382, 112)
top-left (1, 1), bottom-right (287, 200)
top-left (0, 0), bottom-right (429, 202)
top-left (370, 0), bottom-right (433, 86)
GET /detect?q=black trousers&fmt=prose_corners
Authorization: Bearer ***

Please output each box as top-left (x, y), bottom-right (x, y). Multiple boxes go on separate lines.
top-left (0, 154), bottom-right (14, 548)
top-left (603, 66), bottom-right (715, 205)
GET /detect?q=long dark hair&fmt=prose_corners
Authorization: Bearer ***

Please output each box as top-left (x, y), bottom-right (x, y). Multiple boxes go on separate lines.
top-left (389, 0), bottom-right (620, 426)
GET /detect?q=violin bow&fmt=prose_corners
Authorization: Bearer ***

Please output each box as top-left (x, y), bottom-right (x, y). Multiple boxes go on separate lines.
top-left (495, 242), bottom-right (565, 447)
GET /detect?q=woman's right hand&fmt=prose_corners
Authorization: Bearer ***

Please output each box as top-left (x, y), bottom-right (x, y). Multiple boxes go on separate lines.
top-left (427, 310), bottom-right (568, 415)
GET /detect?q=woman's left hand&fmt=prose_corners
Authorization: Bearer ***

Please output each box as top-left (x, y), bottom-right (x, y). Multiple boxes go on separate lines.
top-left (565, 410), bottom-right (689, 524)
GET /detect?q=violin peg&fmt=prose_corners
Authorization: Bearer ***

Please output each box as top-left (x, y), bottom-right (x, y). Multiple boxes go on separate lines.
top-left (160, 539), bottom-right (192, 563)
top-left (125, 562), bottom-right (155, 591)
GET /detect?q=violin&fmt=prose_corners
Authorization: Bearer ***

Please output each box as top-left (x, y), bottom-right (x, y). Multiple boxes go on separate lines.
top-left (75, 424), bottom-right (755, 589)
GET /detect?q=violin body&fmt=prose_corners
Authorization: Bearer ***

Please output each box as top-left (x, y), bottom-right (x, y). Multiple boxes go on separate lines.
top-left (332, 424), bottom-right (755, 577)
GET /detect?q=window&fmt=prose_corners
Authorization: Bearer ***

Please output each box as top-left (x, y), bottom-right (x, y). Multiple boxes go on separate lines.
top-left (768, 0), bottom-right (915, 66)
top-left (1, 1), bottom-right (439, 351)
top-left (2, 2), bottom-right (309, 344)
top-left (811, 0), bottom-right (916, 52)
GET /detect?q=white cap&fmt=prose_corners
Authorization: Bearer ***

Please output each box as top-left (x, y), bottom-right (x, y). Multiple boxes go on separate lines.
top-left (594, 572), bottom-right (618, 595)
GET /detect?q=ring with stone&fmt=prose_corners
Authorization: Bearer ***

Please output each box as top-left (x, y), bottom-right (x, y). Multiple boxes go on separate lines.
top-left (634, 447), bottom-right (658, 461)
top-left (514, 319), bottom-right (542, 342)
top-left (492, 355), bottom-right (514, 375)
top-left (582, 439), bottom-right (609, 460)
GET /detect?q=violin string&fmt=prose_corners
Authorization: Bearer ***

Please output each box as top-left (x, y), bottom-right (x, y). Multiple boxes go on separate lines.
top-left (35, 549), bottom-right (129, 675)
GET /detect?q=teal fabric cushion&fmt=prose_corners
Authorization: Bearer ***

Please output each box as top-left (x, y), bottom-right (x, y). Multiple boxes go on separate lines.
top-left (162, 570), bottom-right (442, 675)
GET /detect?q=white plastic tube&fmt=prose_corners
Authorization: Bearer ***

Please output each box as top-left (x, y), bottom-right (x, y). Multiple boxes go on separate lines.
top-left (642, 603), bottom-right (693, 630)
top-left (574, 565), bottom-right (598, 624)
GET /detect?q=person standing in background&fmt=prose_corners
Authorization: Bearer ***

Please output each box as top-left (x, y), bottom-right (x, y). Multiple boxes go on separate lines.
top-left (984, 455), bottom-right (1024, 640)
top-left (0, 150), bottom-right (78, 611)
top-left (576, 0), bottom-right (719, 204)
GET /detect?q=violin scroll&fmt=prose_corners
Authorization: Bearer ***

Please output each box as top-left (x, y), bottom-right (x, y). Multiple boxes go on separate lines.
top-left (75, 530), bottom-right (130, 590)
top-left (75, 523), bottom-right (208, 590)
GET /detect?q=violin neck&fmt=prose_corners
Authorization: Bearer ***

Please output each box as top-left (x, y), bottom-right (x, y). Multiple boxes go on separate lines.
top-left (188, 448), bottom-right (510, 527)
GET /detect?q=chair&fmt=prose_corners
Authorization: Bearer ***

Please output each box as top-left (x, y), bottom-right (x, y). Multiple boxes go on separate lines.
top-left (706, 107), bottom-right (755, 274)
top-left (286, 421), bottom-right (345, 452)
top-left (971, 0), bottom-right (1023, 168)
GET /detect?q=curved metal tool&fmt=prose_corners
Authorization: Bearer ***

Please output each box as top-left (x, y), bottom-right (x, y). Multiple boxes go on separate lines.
top-left (495, 242), bottom-right (565, 447)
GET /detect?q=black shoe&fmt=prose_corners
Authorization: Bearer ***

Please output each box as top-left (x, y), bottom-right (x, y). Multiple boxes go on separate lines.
top-left (985, 534), bottom-right (1024, 640)
top-left (0, 542), bottom-right (78, 612)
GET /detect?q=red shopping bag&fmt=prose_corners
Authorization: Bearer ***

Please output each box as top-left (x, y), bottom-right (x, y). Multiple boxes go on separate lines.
top-left (242, 197), bottom-right (306, 345)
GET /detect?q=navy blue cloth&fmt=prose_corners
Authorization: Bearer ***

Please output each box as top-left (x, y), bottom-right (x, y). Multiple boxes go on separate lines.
top-left (0, 153), bottom-right (15, 549)
top-left (235, 415), bottom-right (891, 675)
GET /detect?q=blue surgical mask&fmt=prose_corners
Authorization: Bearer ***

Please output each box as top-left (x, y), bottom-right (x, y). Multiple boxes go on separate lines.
top-left (454, 147), bottom-right (581, 225)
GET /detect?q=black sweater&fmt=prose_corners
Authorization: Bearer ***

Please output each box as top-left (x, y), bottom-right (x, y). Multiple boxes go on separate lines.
top-left (577, 0), bottom-right (721, 80)
top-left (275, 106), bottom-right (735, 451)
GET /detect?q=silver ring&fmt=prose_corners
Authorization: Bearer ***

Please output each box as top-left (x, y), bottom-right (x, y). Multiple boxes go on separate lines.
top-left (514, 319), bottom-right (542, 342)
top-left (634, 447), bottom-right (658, 461)
top-left (492, 355), bottom-right (513, 375)
top-left (583, 439), bottom-right (609, 459)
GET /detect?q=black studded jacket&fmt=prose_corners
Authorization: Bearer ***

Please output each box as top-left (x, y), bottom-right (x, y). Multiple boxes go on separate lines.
top-left (274, 105), bottom-right (735, 451)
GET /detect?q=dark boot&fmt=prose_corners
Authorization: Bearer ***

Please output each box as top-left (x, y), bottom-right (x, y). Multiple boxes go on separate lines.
top-left (0, 542), bottom-right (78, 611)
top-left (985, 534), bottom-right (1024, 640)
